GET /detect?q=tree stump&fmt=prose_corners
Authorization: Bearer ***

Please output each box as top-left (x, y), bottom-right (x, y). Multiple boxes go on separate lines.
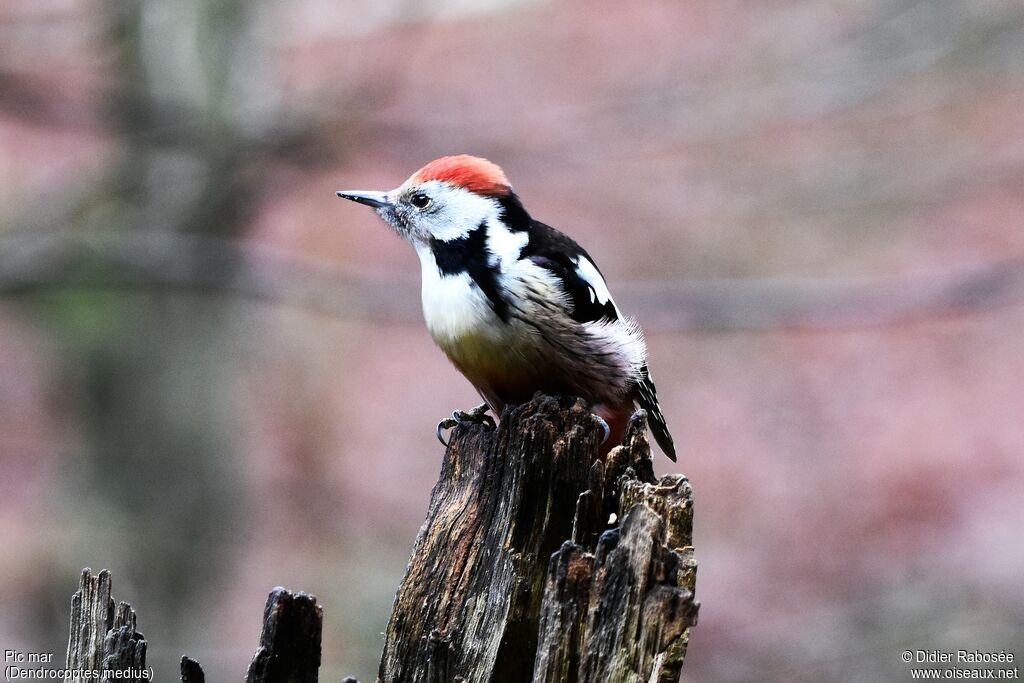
top-left (60, 395), bottom-right (697, 683)
top-left (65, 569), bottom-right (148, 683)
top-left (245, 588), bottom-right (323, 683)
top-left (379, 394), bottom-right (698, 683)
top-left (63, 571), bottom-right (325, 683)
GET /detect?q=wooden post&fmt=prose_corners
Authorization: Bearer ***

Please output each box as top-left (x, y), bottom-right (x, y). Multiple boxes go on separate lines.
top-left (62, 395), bottom-right (698, 683)
top-left (378, 394), bottom-right (699, 683)
top-left (180, 656), bottom-right (206, 683)
top-left (64, 572), bottom-right (326, 683)
top-left (245, 588), bottom-right (323, 683)
top-left (65, 569), bottom-right (148, 683)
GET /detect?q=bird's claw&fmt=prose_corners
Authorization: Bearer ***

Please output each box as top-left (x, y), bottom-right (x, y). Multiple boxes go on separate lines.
top-left (436, 404), bottom-right (495, 447)
top-left (591, 414), bottom-right (611, 445)
top-left (454, 404), bottom-right (496, 429)
top-left (436, 417), bottom-right (459, 447)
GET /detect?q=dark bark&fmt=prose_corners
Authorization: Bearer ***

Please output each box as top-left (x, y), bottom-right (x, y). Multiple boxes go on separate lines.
top-left (379, 394), bottom-right (699, 683)
top-left (62, 396), bottom-right (697, 683)
top-left (63, 575), bottom-right (327, 683)
top-left (245, 588), bottom-right (324, 683)
top-left (180, 656), bottom-right (206, 683)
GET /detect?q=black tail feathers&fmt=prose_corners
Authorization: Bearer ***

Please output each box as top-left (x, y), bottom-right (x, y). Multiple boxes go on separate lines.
top-left (635, 366), bottom-right (676, 461)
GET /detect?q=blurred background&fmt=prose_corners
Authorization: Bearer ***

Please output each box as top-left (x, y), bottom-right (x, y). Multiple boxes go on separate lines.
top-left (2, 0), bottom-right (1023, 681)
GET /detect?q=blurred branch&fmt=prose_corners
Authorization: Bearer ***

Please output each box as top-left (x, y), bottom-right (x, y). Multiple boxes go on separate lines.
top-left (374, 4), bottom-right (1024, 152)
top-left (1, 229), bottom-right (1023, 332)
top-left (0, 229), bottom-right (417, 322)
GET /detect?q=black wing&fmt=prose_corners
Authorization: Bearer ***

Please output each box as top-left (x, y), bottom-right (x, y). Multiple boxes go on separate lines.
top-left (503, 193), bottom-right (677, 460)
top-left (520, 219), bottom-right (619, 325)
top-left (635, 365), bottom-right (677, 461)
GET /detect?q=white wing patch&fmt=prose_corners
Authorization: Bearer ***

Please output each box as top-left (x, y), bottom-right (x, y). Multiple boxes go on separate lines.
top-left (574, 255), bottom-right (615, 307)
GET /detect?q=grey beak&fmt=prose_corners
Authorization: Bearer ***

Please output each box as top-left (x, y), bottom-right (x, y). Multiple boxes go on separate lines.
top-left (336, 190), bottom-right (391, 209)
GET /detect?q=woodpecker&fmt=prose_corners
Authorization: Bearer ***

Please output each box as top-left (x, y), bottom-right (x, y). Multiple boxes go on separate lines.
top-left (336, 155), bottom-right (676, 461)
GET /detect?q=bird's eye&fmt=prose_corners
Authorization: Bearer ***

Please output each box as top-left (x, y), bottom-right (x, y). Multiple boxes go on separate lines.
top-left (410, 193), bottom-right (432, 209)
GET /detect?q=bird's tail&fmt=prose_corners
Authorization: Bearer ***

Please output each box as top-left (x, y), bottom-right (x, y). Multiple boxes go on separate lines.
top-left (635, 366), bottom-right (677, 461)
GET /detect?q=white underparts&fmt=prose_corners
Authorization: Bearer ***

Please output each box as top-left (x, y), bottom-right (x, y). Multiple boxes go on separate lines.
top-left (415, 245), bottom-right (497, 345)
top-left (415, 239), bottom-right (647, 407)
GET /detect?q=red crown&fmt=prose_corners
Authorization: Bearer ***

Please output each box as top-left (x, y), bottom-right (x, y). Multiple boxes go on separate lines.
top-left (412, 155), bottom-right (511, 195)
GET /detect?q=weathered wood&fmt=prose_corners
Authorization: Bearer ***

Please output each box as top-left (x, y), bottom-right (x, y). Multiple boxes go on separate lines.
top-left (379, 394), bottom-right (699, 683)
top-left (532, 543), bottom-right (593, 682)
top-left (535, 416), bottom-right (699, 683)
top-left (245, 587), bottom-right (324, 683)
top-left (378, 396), bottom-right (602, 683)
top-left (181, 586), bottom-right (324, 683)
top-left (180, 656), bottom-right (206, 683)
top-left (63, 572), bottom-right (328, 683)
top-left (62, 397), bottom-right (696, 683)
top-left (65, 568), bottom-right (148, 683)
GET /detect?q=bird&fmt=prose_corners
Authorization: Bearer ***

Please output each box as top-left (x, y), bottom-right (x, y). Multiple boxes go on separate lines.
top-left (336, 155), bottom-right (676, 461)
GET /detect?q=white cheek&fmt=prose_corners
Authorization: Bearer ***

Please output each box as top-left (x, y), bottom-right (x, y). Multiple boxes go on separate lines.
top-left (419, 183), bottom-right (499, 241)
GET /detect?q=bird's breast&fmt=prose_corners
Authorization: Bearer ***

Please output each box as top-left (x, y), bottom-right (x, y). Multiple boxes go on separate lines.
top-left (416, 248), bottom-right (544, 394)
top-left (419, 261), bottom-right (502, 344)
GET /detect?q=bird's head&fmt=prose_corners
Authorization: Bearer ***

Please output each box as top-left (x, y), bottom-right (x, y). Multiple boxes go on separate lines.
top-left (337, 155), bottom-right (517, 246)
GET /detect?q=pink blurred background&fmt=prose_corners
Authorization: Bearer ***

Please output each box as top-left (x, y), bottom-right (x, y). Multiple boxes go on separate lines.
top-left (1, 1), bottom-right (1022, 680)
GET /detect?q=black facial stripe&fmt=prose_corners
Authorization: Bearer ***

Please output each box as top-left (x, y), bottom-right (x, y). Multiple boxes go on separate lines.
top-left (431, 222), bottom-right (510, 322)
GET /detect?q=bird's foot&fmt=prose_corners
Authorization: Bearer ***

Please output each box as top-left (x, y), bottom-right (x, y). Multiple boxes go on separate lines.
top-left (591, 413), bottom-right (611, 445)
top-left (436, 403), bottom-right (496, 447)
